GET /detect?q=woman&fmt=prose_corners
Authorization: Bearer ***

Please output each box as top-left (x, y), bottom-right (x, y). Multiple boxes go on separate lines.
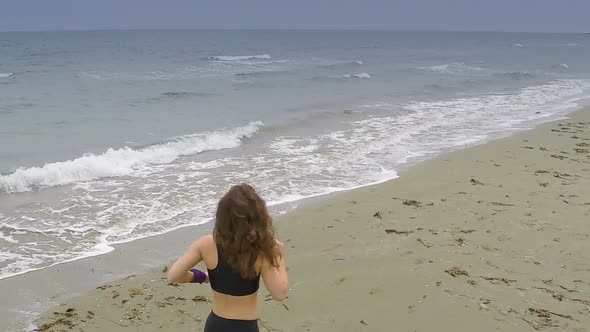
top-left (168, 184), bottom-right (289, 332)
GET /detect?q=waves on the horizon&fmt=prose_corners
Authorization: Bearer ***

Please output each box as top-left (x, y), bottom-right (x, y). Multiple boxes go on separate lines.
top-left (0, 121), bottom-right (263, 194)
top-left (243, 59), bottom-right (288, 65)
top-left (494, 71), bottom-right (536, 80)
top-left (319, 60), bottom-right (364, 69)
top-left (234, 69), bottom-right (291, 77)
top-left (343, 73), bottom-right (371, 79)
top-left (188, 57), bottom-right (292, 79)
top-left (80, 70), bottom-right (177, 81)
top-left (160, 91), bottom-right (196, 98)
top-left (312, 72), bottom-right (371, 80)
top-left (208, 54), bottom-right (272, 62)
top-left (158, 91), bottom-right (214, 99)
top-left (420, 62), bottom-right (485, 74)
top-left (552, 63), bottom-right (570, 70)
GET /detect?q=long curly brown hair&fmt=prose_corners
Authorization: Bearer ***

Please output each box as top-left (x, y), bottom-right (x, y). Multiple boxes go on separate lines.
top-left (213, 184), bottom-right (278, 279)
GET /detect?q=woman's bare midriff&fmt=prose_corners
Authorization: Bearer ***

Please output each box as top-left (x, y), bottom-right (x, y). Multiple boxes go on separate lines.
top-left (211, 290), bottom-right (259, 320)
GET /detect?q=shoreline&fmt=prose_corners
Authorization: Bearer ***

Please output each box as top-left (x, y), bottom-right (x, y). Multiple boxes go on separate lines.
top-left (1, 99), bottom-right (582, 283)
top-left (3, 107), bottom-right (590, 331)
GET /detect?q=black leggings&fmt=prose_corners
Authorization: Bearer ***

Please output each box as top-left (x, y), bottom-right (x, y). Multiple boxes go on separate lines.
top-left (204, 311), bottom-right (259, 332)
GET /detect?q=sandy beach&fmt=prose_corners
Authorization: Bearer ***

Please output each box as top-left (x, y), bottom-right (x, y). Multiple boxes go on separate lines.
top-left (32, 107), bottom-right (590, 332)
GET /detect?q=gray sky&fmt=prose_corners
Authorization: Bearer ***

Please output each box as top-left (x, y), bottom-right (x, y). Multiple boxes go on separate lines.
top-left (1, 0), bottom-right (589, 33)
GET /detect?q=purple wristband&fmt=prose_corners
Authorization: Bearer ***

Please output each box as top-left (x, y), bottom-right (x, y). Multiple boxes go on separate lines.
top-left (190, 269), bottom-right (207, 284)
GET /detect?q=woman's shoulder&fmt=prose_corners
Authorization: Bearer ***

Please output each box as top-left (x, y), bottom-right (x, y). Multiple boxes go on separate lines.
top-left (197, 234), bottom-right (215, 248)
top-left (200, 234), bottom-right (215, 243)
top-left (187, 234), bottom-right (215, 254)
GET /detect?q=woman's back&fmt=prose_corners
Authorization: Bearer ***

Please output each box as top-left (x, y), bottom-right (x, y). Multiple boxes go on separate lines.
top-left (200, 234), bottom-right (260, 320)
top-left (167, 184), bottom-right (288, 332)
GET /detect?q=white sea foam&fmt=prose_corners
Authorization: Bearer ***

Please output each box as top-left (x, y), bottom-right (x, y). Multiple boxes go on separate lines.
top-left (318, 73), bottom-right (371, 80)
top-left (0, 72), bottom-right (14, 78)
top-left (0, 233), bottom-right (19, 244)
top-left (2, 80), bottom-right (590, 282)
top-left (420, 62), bottom-right (484, 73)
top-left (402, 80), bottom-right (589, 134)
top-left (352, 73), bottom-right (371, 78)
top-left (0, 122), bottom-right (263, 194)
top-left (553, 63), bottom-right (569, 69)
top-left (360, 102), bottom-right (393, 108)
top-left (513, 43), bottom-right (524, 47)
top-left (0, 239), bottom-right (115, 281)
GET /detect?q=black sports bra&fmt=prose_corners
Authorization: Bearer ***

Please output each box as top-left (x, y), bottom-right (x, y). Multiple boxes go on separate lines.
top-left (208, 244), bottom-right (260, 296)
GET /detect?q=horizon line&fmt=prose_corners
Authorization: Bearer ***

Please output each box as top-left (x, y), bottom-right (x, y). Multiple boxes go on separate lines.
top-left (0, 27), bottom-right (588, 34)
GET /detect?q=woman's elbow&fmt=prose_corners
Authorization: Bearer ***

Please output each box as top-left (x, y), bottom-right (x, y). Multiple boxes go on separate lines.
top-left (271, 282), bottom-right (289, 301)
top-left (167, 270), bottom-right (181, 283)
top-left (272, 291), bottom-right (288, 301)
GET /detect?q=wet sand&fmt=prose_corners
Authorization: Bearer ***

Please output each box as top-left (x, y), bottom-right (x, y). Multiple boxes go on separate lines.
top-left (35, 108), bottom-right (590, 331)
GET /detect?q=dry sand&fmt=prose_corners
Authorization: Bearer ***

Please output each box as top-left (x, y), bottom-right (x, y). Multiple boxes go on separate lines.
top-left (36, 109), bottom-right (590, 332)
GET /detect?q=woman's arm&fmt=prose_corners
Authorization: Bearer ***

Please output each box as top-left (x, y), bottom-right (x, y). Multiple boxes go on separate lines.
top-left (261, 240), bottom-right (289, 301)
top-left (167, 236), bottom-right (209, 283)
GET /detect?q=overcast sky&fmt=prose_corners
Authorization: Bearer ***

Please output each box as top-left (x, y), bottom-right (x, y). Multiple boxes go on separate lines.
top-left (1, 0), bottom-right (589, 33)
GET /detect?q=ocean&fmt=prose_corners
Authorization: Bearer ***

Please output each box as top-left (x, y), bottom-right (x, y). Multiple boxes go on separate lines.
top-left (1, 30), bottom-right (590, 281)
